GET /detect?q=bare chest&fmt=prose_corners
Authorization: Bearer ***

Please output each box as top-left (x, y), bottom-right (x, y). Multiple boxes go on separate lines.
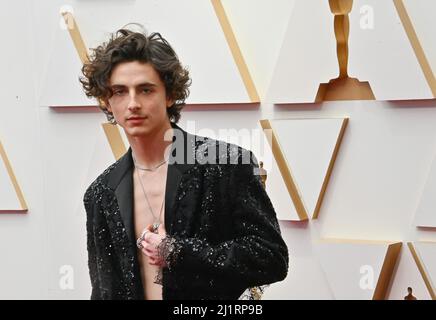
top-left (133, 167), bottom-right (168, 239)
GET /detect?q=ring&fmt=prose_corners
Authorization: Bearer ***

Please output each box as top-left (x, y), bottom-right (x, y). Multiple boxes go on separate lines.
top-left (136, 229), bottom-right (149, 249)
top-left (136, 238), bottom-right (143, 249)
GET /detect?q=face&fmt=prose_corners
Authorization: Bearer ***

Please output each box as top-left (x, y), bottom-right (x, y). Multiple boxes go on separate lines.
top-left (105, 61), bottom-right (173, 138)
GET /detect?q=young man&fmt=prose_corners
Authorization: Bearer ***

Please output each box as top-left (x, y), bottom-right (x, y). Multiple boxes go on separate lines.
top-left (80, 27), bottom-right (288, 300)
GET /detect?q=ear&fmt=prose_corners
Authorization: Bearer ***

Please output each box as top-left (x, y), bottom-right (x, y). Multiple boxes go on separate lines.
top-left (166, 96), bottom-right (174, 108)
top-left (102, 99), bottom-right (112, 112)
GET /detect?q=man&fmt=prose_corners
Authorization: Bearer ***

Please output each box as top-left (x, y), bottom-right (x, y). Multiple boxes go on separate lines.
top-left (80, 27), bottom-right (288, 300)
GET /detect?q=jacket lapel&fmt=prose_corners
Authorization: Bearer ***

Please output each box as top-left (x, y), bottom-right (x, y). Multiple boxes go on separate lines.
top-left (164, 123), bottom-right (196, 233)
top-left (102, 149), bottom-right (137, 250)
top-left (114, 159), bottom-right (136, 248)
top-left (165, 163), bottom-right (181, 231)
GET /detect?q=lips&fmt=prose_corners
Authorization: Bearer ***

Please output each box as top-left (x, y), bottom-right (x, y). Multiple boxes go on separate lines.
top-left (127, 116), bottom-right (146, 120)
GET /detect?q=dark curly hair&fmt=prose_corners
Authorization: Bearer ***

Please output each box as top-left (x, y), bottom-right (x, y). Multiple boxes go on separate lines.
top-left (79, 25), bottom-right (191, 124)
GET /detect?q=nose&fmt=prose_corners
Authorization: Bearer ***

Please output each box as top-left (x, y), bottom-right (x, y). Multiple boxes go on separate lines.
top-left (127, 91), bottom-right (140, 111)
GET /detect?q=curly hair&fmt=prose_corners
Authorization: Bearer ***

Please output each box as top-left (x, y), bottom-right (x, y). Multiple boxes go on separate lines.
top-left (79, 26), bottom-right (191, 124)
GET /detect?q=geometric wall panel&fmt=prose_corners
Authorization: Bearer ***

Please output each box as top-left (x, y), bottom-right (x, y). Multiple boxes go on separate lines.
top-left (261, 221), bottom-right (334, 299)
top-left (396, 0), bottom-right (436, 97)
top-left (263, 149), bottom-right (302, 222)
top-left (387, 243), bottom-right (432, 300)
top-left (348, 0), bottom-right (433, 100)
top-left (0, 139), bottom-right (27, 212)
top-left (37, 108), bottom-right (115, 223)
top-left (414, 150), bottom-right (436, 228)
top-left (102, 123), bottom-right (127, 161)
top-left (265, 0), bottom-right (336, 103)
top-left (210, 0), bottom-right (259, 103)
top-left (266, 0), bottom-right (433, 103)
top-left (260, 118), bottom-right (348, 221)
top-left (315, 240), bottom-right (402, 300)
top-left (41, 1), bottom-right (258, 107)
top-left (39, 0), bottom-right (137, 108)
top-left (220, 0), bottom-right (296, 100)
top-left (132, 0), bottom-right (258, 103)
top-left (39, 12), bottom-right (95, 108)
top-left (37, 109), bottom-right (115, 297)
top-left (408, 242), bottom-right (436, 299)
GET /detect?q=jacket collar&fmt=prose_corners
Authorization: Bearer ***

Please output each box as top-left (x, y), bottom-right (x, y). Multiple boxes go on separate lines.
top-left (105, 122), bottom-right (196, 247)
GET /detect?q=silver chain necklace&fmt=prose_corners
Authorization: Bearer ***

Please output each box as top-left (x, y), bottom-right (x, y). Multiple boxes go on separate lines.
top-left (132, 154), bottom-right (166, 233)
top-left (131, 149), bottom-right (168, 172)
top-left (134, 158), bottom-right (168, 172)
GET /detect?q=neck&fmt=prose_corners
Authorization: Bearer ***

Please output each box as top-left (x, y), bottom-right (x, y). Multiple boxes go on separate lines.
top-left (127, 121), bottom-right (174, 169)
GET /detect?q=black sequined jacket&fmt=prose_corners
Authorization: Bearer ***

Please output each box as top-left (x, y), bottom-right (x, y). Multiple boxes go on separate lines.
top-left (83, 124), bottom-right (289, 300)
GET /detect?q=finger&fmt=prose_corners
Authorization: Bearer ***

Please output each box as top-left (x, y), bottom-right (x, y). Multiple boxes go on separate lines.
top-left (141, 242), bottom-right (155, 253)
top-left (142, 240), bottom-right (158, 251)
top-left (152, 259), bottom-right (166, 267)
top-left (148, 257), bottom-right (162, 266)
top-left (143, 235), bottom-right (161, 249)
top-left (142, 231), bottom-right (152, 242)
top-left (141, 245), bottom-right (155, 256)
top-left (144, 232), bottom-right (162, 245)
top-left (141, 247), bottom-right (151, 256)
top-left (141, 249), bottom-right (157, 259)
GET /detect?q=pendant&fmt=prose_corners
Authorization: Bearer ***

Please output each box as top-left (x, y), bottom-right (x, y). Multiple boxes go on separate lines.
top-left (152, 222), bottom-right (160, 233)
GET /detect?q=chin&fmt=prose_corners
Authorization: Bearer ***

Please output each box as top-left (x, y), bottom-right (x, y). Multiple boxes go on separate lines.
top-left (125, 125), bottom-right (153, 137)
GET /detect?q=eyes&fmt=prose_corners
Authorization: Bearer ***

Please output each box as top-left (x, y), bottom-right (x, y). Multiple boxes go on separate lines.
top-left (112, 88), bottom-right (152, 96)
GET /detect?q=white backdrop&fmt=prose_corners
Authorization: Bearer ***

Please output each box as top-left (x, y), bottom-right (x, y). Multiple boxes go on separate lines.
top-left (0, 0), bottom-right (435, 299)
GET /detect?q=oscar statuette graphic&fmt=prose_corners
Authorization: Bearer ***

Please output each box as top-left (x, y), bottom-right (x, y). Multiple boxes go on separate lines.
top-left (316, 0), bottom-right (375, 102)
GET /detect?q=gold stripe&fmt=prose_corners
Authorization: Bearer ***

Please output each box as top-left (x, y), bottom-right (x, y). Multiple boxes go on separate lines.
top-left (0, 140), bottom-right (28, 211)
top-left (61, 12), bottom-right (89, 64)
top-left (260, 119), bottom-right (308, 220)
top-left (408, 242), bottom-right (436, 299)
top-left (62, 12), bottom-right (105, 107)
top-left (211, 0), bottom-right (260, 102)
top-left (313, 118), bottom-right (348, 219)
top-left (373, 242), bottom-right (402, 300)
top-left (393, 0), bottom-right (436, 97)
top-left (102, 123), bottom-right (127, 160)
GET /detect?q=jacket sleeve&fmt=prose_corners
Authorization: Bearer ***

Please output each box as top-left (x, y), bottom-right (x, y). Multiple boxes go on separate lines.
top-left (83, 186), bottom-right (102, 300)
top-left (159, 151), bottom-right (289, 288)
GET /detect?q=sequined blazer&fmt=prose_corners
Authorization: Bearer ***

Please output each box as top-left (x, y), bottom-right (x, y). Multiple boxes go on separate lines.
top-left (83, 124), bottom-right (289, 300)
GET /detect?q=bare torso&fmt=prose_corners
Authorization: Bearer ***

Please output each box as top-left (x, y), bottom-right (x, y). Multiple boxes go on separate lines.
top-left (133, 164), bottom-right (168, 300)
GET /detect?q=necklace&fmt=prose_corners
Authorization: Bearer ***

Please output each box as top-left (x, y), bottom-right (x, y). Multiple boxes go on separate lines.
top-left (133, 155), bottom-right (166, 233)
top-left (132, 154), bottom-right (168, 172)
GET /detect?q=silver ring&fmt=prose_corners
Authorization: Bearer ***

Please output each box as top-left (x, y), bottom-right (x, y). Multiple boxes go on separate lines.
top-left (136, 238), bottom-right (143, 249)
top-left (136, 229), bottom-right (149, 249)
top-left (140, 229), bottom-right (149, 239)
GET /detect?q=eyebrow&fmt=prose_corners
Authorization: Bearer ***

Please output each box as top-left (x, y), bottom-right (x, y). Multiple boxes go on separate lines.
top-left (110, 82), bottom-right (157, 89)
